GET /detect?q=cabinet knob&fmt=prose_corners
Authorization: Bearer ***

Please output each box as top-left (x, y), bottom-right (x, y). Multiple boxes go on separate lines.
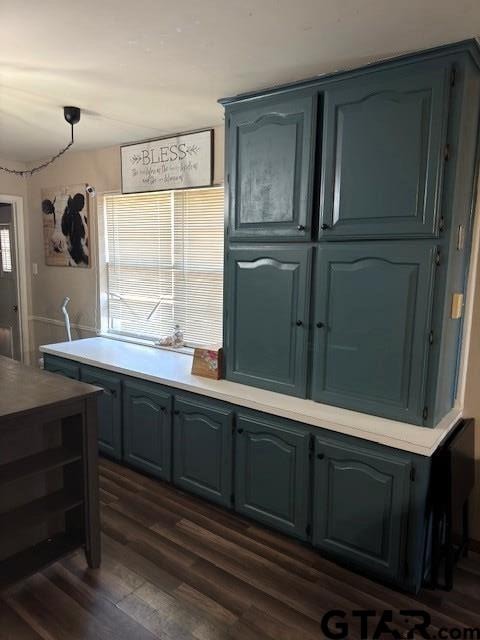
top-left (237, 428), bottom-right (244, 434)
top-left (296, 320), bottom-right (303, 327)
top-left (316, 322), bottom-right (324, 329)
top-left (173, 409), bottom-right (180, 415)
top-left (320, 223), bottom-right (331, 230)
top-left (297, 224), bottom-right (305, 231)
top-left (317, 453), bottom-right (325, 460)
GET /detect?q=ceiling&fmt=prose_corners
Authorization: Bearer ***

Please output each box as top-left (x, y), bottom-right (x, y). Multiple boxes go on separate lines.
top-left (1, 0), bottom-right (479, 162)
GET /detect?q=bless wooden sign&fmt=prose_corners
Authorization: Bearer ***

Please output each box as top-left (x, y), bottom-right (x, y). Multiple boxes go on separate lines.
top-left (121, 129), bottom-right (213, 193)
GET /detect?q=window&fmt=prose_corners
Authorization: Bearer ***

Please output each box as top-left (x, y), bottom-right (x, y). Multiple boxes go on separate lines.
top-left (0, 226), bottom-right (12, 273)
top-left (104, 187), bottom-right (224, 348)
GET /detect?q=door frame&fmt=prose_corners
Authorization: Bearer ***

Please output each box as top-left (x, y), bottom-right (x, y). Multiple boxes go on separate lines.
top-left (0, 194), bottom-right (30, 364)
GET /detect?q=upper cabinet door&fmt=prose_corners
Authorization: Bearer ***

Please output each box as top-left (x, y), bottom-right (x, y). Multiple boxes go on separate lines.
top-left (228, 93), bottom-right (317, 241)
top-left (319, 61), bottom-right (451, 239)
top-left (226, 245), bottom-right (312, 397)
top-left (312, 242), bottom-right (437, 424)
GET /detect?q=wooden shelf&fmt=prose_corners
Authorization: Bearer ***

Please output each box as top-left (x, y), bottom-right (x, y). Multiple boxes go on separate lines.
top-left (0, 490), bottom-right (83, 533)
top-left (0, 447), bottom-right (82, 487)
top-left (0, 533), bottom-right (82, 591)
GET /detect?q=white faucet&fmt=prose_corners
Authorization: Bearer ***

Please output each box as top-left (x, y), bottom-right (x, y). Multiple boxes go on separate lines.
top-left (61, 297), bottom-right (72, 342)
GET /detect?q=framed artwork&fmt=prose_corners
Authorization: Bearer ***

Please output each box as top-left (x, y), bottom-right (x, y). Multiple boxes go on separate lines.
top-left (121, 129), bottom-right (213, 194)
top-left (42, 183), bottom-right (90, 267)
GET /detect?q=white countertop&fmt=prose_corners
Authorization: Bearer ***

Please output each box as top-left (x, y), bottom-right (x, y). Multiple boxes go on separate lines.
top-left (40, 337), bottom-right (461, 457)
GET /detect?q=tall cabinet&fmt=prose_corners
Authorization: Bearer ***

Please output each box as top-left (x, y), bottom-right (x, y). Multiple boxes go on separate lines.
top-left (221, 41), bottom-right (480, 428)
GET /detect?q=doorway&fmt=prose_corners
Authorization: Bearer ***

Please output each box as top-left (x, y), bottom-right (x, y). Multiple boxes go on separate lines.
top-left (0, 203), bottom-right (20, 359)
top-left (0, 196), bottom-right (29, 363)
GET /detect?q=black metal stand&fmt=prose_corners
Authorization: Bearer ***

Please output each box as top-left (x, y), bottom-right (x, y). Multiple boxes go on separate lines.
top-left (429, 418), bottom-right (474, 590)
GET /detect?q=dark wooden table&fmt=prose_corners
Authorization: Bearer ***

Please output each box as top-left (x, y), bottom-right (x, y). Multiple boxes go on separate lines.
top-left (0, 356), bottom-right (102, 590)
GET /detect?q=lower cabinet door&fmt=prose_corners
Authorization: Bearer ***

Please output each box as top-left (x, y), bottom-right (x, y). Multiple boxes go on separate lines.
top-left (43, 355), bottom-right (80, 380)
top-left (80, 365), bottom-right (122, 460)
top-left (235, 413), bottom-right (310, 539)
top-left (123, 379), bottom-right (172, 480)
top-left (312, 437), bottom-right (411, 581)
top-left (173, 395), bottom-right (233, 507)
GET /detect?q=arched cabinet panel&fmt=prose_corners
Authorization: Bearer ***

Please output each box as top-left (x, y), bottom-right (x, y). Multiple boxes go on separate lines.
top-left (44, 355), bottom-right (80, 380)
top-left (234, 413), bottom-right (310, 539)
top-left (312, 242), bottom-right (437, 424)
top-left (173, 395), bottom-right (233, 507)
top-left (225, 245), bottom-right (312, 396)
top-left (123, 379), bottom-right (172, 480)
top-left (312, 438), bottom-right (412, 581)
top-left (319, 61), bottom-right (450, 239)
top-left (228, 93), bottom-right (316, 241)
top-left (81, 365), bottom-right (122, 460)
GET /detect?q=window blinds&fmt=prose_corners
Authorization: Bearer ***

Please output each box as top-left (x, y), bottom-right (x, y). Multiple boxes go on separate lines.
top-left (0, 226), bottom-right (12, 273)
top-left (104, 187), bottom-right (224, 348)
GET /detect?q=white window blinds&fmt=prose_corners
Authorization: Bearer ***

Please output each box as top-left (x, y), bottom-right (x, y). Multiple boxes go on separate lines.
top-left (104, 187), bottom-right (224, 348)
top-left (0, 226), bottom-right (12, 273)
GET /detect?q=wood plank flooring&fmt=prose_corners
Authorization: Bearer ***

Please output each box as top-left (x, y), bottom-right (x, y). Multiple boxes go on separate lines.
top-left (1, 458), bottom-right (479, 639)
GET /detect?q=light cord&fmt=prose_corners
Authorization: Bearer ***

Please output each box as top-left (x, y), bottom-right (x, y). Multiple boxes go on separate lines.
top-left (0, 123), bottom-right (75, 178)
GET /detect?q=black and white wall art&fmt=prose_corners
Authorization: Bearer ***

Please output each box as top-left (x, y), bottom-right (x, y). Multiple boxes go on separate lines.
top-left (42, 184), bottom-right (90, 267)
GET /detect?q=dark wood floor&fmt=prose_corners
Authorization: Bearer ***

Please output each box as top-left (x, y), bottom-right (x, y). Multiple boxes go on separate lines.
top-left (1, 458), bottom-right (480, 640)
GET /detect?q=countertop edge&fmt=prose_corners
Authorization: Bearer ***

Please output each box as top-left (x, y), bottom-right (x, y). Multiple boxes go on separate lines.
top-left (40, 340), bottom-right (461, 457)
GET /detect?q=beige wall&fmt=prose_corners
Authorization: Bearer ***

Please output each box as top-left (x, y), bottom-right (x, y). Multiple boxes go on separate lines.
top-left (462, 181), bottom-right (480, 543)
top-left (0, 158), bottom-right (29, 201)
top-left (0, 157), bottom-right (31, 359)
top-left (25, 127), bottom-right (225, 358)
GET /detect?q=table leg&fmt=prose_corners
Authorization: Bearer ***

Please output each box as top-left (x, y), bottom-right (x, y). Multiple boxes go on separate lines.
top-left (83, 395), bottom-right (101, 569)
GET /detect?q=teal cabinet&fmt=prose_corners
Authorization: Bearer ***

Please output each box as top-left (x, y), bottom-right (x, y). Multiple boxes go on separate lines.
top-left (319, 61), bottom-right (450, 239)
top-left (43, 355), bottom-right (79, 380)
top-left (225, 245), bottom-right (312, 397)
top-left (312, 437), bottom-right (412, 581)
top-left (39, 351), bottom-right (435, 592)
top-left (312, 242), bottom-right (437, 424)
top-left (173, 395), bottom-right (233, 507)
top-left (227, 93), bottom-right (316, 241)
top-left (234, 413), bottom-right (310, 539)
top-left (123, 379), bottom-right (172, 480)
top-left (80, 365), bottom-right (122, 460)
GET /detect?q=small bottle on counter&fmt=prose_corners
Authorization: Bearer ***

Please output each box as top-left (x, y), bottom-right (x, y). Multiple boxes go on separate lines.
top-left (173, 324), bottom-right (184, 348)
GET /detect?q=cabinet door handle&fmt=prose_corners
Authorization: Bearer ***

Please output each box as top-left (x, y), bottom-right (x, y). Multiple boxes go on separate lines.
top-left (320, 223), bottom-right (331, 230)
top-left (297, 224), bottom-right (305, 231)
top-left (317, 453), bottom-right (325, 460)
top-left (173, 409), bottom-right (180, 415)
top-left (296, 320), bottom-right (303, 327)
top-left (316, 322), bottom-right (325, 329)
top-left (237, 428), bottom-right (244, 434)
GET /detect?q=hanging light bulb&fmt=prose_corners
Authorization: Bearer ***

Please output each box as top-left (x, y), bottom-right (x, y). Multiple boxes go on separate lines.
top-left (0, 106), bottom-right (81, 177)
